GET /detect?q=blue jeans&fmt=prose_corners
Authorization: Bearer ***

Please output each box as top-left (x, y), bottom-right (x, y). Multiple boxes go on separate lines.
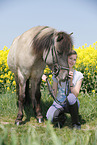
top-left (46, 93), bottom-right (79, 122)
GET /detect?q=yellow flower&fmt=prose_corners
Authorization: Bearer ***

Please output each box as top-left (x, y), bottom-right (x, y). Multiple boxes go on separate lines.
top-left (8, 71), bottom-right (12, 76)
top-left (6, 80), bottom-right (10, 84)
top-left (88, 73), bottom-right (91, 76)
top-left (10, 76), bottom-right (13, 80)
top-left (0, 80), bottom-right (3, 83)
top-left (13, 81), bottom-right (16, 86)
top-left (1, 75), bottom-right (4, 78)
top-left (4, 68), bottom-right (8, 72)
top-left (49, 75), bottom-right (52, 79)
top-left (92, 90), bottom-right (95, 93)
top-left (85, 67), bottom-right (88, 71)
top-left (7, 87), bottom-right (10, 91)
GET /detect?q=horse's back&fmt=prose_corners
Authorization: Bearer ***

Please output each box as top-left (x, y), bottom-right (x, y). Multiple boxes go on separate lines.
top-left (7, 26), bottom-right (49, 76)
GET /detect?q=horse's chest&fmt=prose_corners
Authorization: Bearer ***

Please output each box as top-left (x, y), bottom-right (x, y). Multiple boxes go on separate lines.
top-left (31, 60), bottom-right (45, 78)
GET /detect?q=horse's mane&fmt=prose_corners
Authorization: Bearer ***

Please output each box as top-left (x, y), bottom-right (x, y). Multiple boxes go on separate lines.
top-left (33, 27), bottom-right (73, 54)
top-left (33, 27), bottom-right (55, 54)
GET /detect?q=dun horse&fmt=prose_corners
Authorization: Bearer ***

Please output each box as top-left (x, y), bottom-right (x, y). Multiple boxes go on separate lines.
top-left (7, 26), bottom-right (73, 125)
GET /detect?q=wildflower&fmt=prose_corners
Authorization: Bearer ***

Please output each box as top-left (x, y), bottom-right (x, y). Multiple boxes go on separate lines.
top-left (7, 87), bottom-right (10, 91)
top-left (85, 67), bottom-right (88, 71)
top-left (13, 81), bottom-right (16, 86)
top-left (1, 75), bottom-right (4, 78)
top-left (0, 80), bottom-right (3, 83)
top-left (6, 80), bottom-right (10, 84)
top-left (92, 90), bottom-right (95, 93)
top-left (88, 73), bottom-right (91, 76)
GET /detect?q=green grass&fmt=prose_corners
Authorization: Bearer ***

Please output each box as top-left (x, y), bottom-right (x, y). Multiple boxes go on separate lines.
top-left (0, 89), bottom-right (97, 145)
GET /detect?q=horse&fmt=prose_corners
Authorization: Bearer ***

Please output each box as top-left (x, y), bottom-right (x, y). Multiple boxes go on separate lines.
top-left (7, 26), bottom-right (73, 125)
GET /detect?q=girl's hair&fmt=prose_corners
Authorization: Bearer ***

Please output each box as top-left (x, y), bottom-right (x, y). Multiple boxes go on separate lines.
top-left (68, 50), bottom-right (77, 56)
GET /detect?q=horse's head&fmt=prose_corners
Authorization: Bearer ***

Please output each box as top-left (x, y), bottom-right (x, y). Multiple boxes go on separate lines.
top-left (43, 31), bottom-right (73, 83)
top-left (54, 31), bottom-right (73, 82)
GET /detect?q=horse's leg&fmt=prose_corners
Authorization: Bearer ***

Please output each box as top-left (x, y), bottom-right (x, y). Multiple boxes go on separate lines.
top-left (35, 79), bottom-right (43, 123)
top-left (15, 69), bottom-right (26, 125)
top-left (30, 78), bottom-right (43, 123)
top-left (25, 79), bottom-right (31, 105)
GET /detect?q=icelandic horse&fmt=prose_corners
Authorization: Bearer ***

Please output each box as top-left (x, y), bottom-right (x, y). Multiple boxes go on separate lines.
top-left (7, 26), bottom-right (73, 125)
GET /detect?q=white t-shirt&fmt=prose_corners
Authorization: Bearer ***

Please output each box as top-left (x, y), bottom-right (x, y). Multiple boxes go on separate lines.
top-left (52, 70), bottom-right (84, 102)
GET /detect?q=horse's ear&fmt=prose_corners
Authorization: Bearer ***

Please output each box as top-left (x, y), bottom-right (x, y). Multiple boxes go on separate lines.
top-left (69, 32), bottom-right (73, 36)
top-left (56, 33), bottom-right (63, 42)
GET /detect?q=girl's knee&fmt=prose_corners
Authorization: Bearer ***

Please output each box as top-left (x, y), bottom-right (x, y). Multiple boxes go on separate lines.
top-left (46, 102), bottom-right (63, 121)
top-left (46, 105), bottom-right (57, 121)
top-left (67, 93), bottom-right (77, 105)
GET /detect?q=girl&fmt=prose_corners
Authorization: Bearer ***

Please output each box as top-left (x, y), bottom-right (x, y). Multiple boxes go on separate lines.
top-left (42, 50), bottom-right (83, 129)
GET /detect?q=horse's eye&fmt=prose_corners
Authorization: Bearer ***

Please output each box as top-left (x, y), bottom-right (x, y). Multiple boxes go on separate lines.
top-left (57, 51), bottom-right (63, 56)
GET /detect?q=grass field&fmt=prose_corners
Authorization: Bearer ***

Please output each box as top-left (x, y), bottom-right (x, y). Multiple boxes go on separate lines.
top-left (0, 89), bottom-right (97, 145)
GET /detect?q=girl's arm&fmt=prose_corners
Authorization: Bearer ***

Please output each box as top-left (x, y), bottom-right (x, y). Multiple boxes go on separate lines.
top-left (69, 71), bottom-right (83, 97)
top-left (70, 79), bottom-right (83, 97)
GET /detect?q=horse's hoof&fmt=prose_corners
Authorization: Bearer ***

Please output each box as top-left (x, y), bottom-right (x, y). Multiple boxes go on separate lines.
top-left (15, 120), bottom-right (23, 125)
top-left (37, 118), bottom-right (44, 123)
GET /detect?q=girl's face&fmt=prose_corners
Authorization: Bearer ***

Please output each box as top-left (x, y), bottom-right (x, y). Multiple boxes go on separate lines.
top-left (68, 54), bottom-right (77, 69)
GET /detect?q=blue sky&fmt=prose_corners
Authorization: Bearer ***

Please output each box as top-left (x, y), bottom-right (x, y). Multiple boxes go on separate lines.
top-left (0, 0), bottom-right (97, 50)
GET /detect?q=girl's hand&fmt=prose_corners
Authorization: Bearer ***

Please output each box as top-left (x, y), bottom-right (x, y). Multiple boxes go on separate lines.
top-left (69, 71), bottom-right (73, 81)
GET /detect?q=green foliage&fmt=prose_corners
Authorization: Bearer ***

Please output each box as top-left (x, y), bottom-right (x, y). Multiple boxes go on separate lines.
top-left (0, 90), bottom-right (97, 145)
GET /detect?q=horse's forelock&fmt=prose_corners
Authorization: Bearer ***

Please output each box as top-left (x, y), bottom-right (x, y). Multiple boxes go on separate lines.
top-left (57, 31), bottom-right (73, 53)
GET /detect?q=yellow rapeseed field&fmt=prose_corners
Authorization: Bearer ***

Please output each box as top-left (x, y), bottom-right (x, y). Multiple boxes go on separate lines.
top-left (0, 42), bottom-right (97, 93)
top-left (74, 42), bottom-right (97, 93)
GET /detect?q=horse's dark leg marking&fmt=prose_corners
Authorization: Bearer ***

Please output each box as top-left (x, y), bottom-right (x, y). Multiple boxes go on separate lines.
top-left (30, 79), bottom-right (36, 110)
top-left (15, 81), bottom-right (26, 125)
top-left (30, 78), bottom-right (43, 123)
top-left (25, 79), bottom-right (30, 105)
top-left (35, 79), bottom-right (43, 120)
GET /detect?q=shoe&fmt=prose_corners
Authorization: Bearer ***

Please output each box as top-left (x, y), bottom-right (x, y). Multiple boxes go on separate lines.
top-left (72, 122), bottom-right (81, 130)
top-left (53, 121), bottom-right (64, 128)
top-left (53, 115), bottom-right (67, 128)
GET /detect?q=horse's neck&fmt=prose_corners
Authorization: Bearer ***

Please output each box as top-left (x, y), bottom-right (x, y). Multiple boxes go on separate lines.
top-left (43, 48), bottom-right (53, 64)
